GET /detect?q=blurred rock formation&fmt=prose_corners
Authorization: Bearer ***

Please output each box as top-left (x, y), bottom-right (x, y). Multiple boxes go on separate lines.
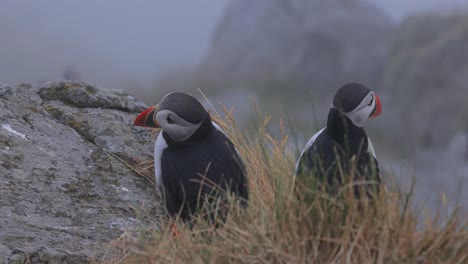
top-left (383, 12), bottom-right (468, 149)
top-left (184, 0), bottom-right (394, 97)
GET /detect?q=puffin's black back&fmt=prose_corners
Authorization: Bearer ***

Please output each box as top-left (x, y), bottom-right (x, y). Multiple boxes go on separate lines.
top-left (296, 108), bottom-right (380, 198)
top-left (160, 118), bottom-right (248, 221)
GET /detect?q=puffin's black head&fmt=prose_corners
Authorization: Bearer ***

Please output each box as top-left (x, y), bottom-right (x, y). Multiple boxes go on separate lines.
top-left (332, 82), bottom-right (382, 127)
top-left (134, 92), bottom-right (209, 141)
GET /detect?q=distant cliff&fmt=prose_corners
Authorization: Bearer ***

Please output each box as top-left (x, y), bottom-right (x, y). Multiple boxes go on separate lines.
top-left (383, 11), bottom-right (468, 148)
top-left (158, 0), bottom-right (394, 97)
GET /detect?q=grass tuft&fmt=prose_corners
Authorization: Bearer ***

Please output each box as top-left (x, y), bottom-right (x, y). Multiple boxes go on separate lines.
top-left (101, 107), bottom-right (467, 264)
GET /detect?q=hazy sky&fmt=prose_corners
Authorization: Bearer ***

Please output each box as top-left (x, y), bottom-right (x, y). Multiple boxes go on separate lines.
top-left (376, 0), bottom-right (466, 19)
top-left (0, 0), bottom-right (230, 87)
top-left (0, 0), bottom-right (466, 88)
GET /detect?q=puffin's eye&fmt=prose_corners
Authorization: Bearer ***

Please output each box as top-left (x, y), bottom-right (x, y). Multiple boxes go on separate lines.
top-left (167, 116), bottom-right (174, 124)
top-left (368, 96), bottom-right (374, 106)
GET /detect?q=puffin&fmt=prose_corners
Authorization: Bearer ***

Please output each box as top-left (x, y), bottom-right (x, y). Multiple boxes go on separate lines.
top-left (133, 92), bottom-right (248, 223)
top-left (295, 82), bottom-right (383, 198)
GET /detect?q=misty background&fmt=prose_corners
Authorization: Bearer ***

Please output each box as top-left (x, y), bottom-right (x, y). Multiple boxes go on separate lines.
top-left (1, 0), bottom-right (466, 88)
top-left (1, 0), bottom-right (468, 215)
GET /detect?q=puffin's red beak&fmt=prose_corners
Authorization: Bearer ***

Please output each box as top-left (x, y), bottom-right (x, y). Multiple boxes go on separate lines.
top-left (133, 106), bottom-right (159, 127)
top-left (370, 94), bottom-right (382, 118)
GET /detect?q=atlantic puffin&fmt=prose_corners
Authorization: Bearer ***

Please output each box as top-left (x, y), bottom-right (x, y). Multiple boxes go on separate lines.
top-left (133, 92), bottom-right (248, 223)
top-left (295, 82), bottom-right (383, 198)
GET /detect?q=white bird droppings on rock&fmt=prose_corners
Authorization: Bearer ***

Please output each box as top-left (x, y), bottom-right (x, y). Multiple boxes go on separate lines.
top-left (1, 124), bottom-right (29, 140)
top-left (112, 184), bottom-right (130, 192)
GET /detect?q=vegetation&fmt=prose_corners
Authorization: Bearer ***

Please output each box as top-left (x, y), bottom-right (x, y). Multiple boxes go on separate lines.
top-left (99, 105), bottom-right (467, 264)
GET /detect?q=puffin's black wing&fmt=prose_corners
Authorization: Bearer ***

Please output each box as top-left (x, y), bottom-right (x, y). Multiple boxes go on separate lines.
top-left (296, 130), bottom-right (340, 187)
top-left (160, 126), bottom-right (248, 221)
top-left (212, 129), bottom-right (249, 206)
top-left (296, 131), bottom-right (381, 198)
top-left (354, 151), bottom-right (381, 198)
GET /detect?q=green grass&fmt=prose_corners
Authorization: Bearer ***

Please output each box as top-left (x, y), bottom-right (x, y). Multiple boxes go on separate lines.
top-left (99, 108), bottom-right (467, 264)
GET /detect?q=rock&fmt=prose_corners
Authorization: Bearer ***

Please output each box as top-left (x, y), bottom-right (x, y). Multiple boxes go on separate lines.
top-left (191, 0), bottom-right (394, 95)
top-left (0, 81), bottom-right (159, 262)
top-left (38, 81), bottom-right (147, 112)
top-left (383, 12), bottom-right (468, 148)
top-left (0, 82), bottom-right (14, 98)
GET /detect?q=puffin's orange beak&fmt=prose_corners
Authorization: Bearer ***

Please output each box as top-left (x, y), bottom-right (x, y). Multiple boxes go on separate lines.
top-left (133, 106), bottom-right (159, 127)
top-left (370, 94), bottom-right (382, 118)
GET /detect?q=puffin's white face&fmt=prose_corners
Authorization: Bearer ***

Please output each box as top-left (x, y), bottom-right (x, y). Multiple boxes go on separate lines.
top-left (344, 91), bottom-right (377, 127)
top-left (155, 109), bottom-right (202, 142)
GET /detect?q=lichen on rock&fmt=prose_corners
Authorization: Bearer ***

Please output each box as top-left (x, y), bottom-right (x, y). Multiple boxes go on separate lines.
top-left (38, 81), bottom-right (147, 112)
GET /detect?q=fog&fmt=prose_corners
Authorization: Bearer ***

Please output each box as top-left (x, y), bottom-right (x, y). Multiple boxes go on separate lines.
top-left (376, 0), bottom-right (466, 19)
top-left (0, 0), bottom-right (466, 88)
top-left (0, 0), bottom-right (229, 88)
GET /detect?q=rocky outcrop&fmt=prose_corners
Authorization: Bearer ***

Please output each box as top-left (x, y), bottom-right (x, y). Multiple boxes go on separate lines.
top-left (192, 0), bottom-right (394, 95)
top-left (0, 81), bottom-right (158, 263)
top-left (383, 12), bottom-right (468, 148)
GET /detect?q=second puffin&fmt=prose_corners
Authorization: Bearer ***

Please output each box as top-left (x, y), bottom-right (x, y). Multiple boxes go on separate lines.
top-left (134, 92), bottom-right (249, 222)
top-left (295, 82), bottom-right (383, 199)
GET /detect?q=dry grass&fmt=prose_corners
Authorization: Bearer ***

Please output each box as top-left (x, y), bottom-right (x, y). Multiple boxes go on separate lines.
top-left (100, 106), bottom-right (467, 264)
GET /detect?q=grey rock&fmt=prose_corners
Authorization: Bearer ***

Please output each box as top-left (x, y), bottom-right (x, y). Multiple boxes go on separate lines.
top-left (0, 82), bottom-right (14, 98)
top-left (0, 81), bottom-right (159, 262)
top-left (38, 81), bottom-right (147, 112)
top-left (193, 0), bottom-right (394, 95)
top-left (0, 243), bottom-right (10, 260)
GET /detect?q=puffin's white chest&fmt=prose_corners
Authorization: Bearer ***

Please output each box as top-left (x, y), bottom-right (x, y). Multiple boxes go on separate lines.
top-left (154, 132), bottom-right (168, 187)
